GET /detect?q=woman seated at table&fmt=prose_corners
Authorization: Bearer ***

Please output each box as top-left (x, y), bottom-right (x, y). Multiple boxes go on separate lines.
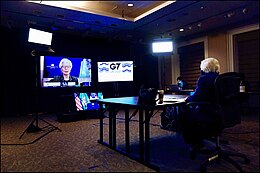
top-left (180, 57), bottom-right (220, 149)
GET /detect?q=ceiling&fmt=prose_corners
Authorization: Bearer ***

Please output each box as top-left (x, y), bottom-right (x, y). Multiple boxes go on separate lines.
top-left (1, 1), bottom-right (259, 44)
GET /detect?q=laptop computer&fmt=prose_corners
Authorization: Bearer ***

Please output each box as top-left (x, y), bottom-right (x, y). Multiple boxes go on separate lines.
top-left (169, 84), bottom-right (180, 92)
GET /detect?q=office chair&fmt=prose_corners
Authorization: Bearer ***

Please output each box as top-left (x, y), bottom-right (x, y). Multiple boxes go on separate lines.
top-left (185, 72), bottom-right (250, 172)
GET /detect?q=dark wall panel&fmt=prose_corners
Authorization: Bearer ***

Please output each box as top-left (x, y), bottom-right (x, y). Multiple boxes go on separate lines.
top-left (235, 29), bottom-right (259, 92)
top-left (178, 42), bottom-right (204, 89)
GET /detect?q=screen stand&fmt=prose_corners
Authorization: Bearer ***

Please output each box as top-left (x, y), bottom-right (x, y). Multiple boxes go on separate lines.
top-left (113, 82), bottom-right (119, 97)
top-left (19, 53), bottom-right (61, 140)
top-left (162, 56), bottom-right (166, 90)
top-left (19, 112), bottom-right (61, 139)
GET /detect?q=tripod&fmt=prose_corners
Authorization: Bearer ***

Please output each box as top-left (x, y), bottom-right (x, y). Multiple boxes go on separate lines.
top-left (19, 112), bottom-right (61, 139)
top-left (19, 51), bottom-right (61, 140)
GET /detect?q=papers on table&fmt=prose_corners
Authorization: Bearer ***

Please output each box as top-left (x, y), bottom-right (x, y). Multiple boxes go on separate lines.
top-left (163, 95), bottom-right (188, 102)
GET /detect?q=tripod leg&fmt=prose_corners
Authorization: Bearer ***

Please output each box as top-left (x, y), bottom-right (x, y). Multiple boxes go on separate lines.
top-left (38, 117), bottom-right (62, 132)
top-left (19, 117), bottom-right (37, 139)
top-left (19, 114), bottom-right (61, 140)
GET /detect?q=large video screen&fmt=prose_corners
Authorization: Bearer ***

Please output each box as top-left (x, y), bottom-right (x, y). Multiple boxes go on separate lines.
top-left (74, 92), bottom-right (104, 111)
top-left (97, 61), bottom-right (133, 82)
top-left (40, 56), bottom-right (91, 87)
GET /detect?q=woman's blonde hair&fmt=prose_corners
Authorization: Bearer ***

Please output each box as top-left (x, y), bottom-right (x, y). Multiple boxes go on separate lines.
top-left (200, 57), bottom-right (220, 73)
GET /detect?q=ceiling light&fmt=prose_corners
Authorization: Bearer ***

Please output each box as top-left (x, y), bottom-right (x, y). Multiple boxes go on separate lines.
top-left (167, 18), bottom-right (176, 22)
top-left (73, 20), bottom-right (84, 24)
top-left (227, 12), bottom-right (235, 18)
top-left (243, 8), bottom-right (248, 14)
top-left (127, 3), bottom-right (134, 7)
top-left (179, 28), bottom-right (184, 32)
top-left (56, 14), bottom-right (64, 18)
top-left (188, 26), bottom-right (192, 30)
top-left (32, 10), bottom-right (42, 15)
top-left (27, 20), bottom-right (37, 25)
top-left (197, 23), bottom-right (202, 27)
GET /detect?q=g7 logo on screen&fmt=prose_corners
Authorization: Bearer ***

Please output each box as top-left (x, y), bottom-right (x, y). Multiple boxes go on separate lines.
top-left (110, 63), bottom-right (121, 70)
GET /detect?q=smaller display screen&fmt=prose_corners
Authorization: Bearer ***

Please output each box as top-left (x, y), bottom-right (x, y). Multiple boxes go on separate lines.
top-left (97, 61), bottom-right (133, 82)
top-left (74, 92), bottom-right (104, 111)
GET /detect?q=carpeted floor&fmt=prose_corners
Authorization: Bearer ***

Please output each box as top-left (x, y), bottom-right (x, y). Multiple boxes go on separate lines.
top-left (1, 109), bottom-right (259, 172)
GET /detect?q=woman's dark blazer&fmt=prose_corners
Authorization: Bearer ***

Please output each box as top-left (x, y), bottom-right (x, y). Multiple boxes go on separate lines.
top-left (186, 72), bottom-right (219, 104)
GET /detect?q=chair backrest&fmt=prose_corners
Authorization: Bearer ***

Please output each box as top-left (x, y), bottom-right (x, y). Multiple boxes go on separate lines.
top-left (214, 72), bottom-right (242, 128)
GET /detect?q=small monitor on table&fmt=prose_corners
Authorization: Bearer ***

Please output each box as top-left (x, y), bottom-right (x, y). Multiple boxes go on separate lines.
top-left (74, 92), bottom-right (104, 111)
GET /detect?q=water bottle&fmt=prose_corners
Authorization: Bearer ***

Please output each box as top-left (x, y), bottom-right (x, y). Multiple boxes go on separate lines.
top-left (240, 80), bottom-right (245, 92)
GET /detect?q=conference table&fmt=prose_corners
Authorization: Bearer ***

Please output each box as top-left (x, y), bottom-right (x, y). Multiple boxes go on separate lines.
top-left (95, 94), bottom-right (188, 171)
